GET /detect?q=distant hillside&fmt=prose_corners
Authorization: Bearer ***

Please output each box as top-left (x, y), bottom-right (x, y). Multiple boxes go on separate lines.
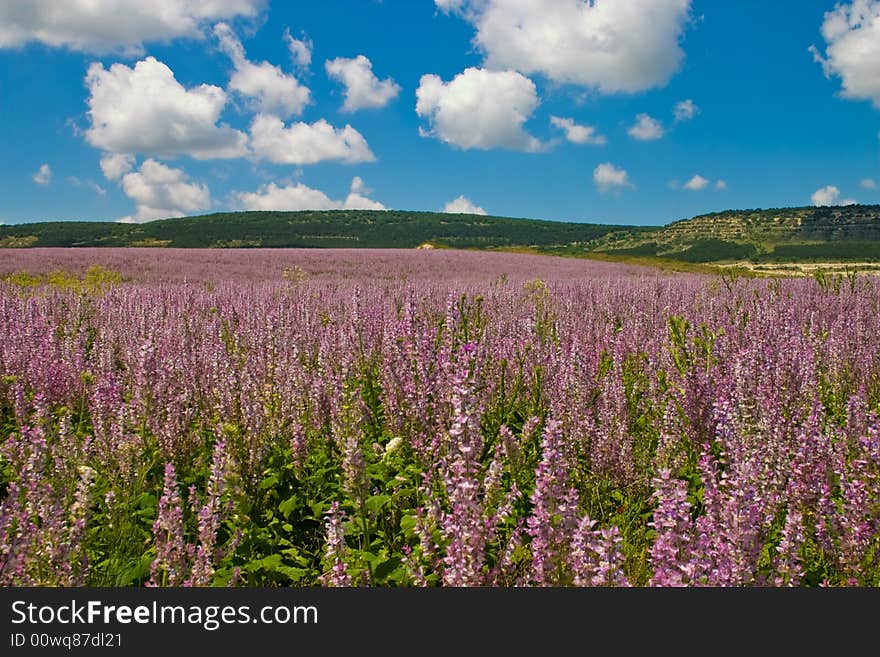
top-left (588, 204), bottom-right (880, 263)
top-left (0, 210), bottom-right (634, 250)
top-left (2, 205), bottom-right (879, 265)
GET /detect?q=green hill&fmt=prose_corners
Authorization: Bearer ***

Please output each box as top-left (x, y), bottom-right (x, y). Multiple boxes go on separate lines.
top-left (0, 210), bottom-right (634, 250)
top-left (2, 205), bottom-right (879, 266)
top-left (586, 205), bottom-right (880, 263)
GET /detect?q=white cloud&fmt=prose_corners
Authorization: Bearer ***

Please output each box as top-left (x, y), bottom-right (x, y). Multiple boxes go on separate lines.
top-left (811, 185), bottom-right (841, 206)
top-left (32, 163), bottom-right (51, 185)
top-left (85, 57), bottom-right (248, 160)
top-left (284, 28), bottom-right (312, 72)
top-left (860, 177), bottom-right (876, 189)
top-left (628, 113), bottom-right (664, 140)
top-left (416, 67), bottom-right (541, 151)
top-left (436, 0), bottom-right (468, 11)
top-left (343, 176), bottom-right (387, 210)
top-left (442, 195), bottom-right (487, 215)
top-left (99, 153), bottom-right (135, 181)
top-left (350, 176), bottom-right (368, 195)
top-left (118, 159), bottom-right (211, 223)
top-left (673, 99), bottom-right (699, 121)
top-left (683, 174), bottom-right (709, 191)
top-left (549, 116), bottom-right (606, 145)
top-left (715, 179), bottom-right (728, 191)
top-left (0, 1), bottom-right (264, 53)
top-left (841, 198), bottom-right (858, 205)
top-left (236, 177), bottom-right (385, 211)
top-left (810, 1), bottom-right (880, 107)
top-left (435, 0), bottom-right (692, 93)
top-left (325, 55), bottom-right (401, 112)
top-left (214, 23), bottom-right (310, 119)
top-left (249, 114), bottom-right (375, 165)
top-left (593, 162), bottom-right (633, 193)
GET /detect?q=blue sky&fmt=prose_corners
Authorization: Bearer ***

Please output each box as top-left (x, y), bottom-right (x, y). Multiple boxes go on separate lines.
top-left (1, 0), bottom-right (878, 226)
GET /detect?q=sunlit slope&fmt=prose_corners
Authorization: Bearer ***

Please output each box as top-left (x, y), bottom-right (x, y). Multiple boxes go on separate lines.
top-left (588, 205), bottom-right (880, 263)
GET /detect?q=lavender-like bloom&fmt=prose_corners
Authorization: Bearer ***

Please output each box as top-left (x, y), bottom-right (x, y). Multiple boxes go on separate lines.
top-left (526, 419), bottom-right (580, 586)
top-left (649, 469), bottom-right (694, 587)
top-left (65, 465), bottom-right (96, 585)
top-left (188, 438), bottom-right (231, 586)
top-left (321, 502), bottom-right (351, 587)
top-left (438, 366), bottom-right (487, 586)
top-left (569, 515), bottom-right (599, 586)
top-left (149, 463), bottom-right (187, 587)
top-left (774, 510), bottom-right (805, 586)
top-left (592, 526), bottom-right (631, 587)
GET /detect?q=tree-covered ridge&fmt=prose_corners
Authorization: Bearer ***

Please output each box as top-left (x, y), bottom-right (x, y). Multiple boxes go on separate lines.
top-left (0, 210), bottom-right (638, 250)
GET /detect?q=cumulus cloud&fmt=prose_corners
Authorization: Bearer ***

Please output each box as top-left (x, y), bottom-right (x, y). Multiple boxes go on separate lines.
top-left (249, 114), bottom-right (375, 165)
top-left (861, 177), bottom-right (877, 189)
top-left (325, 55), bottom-right (401, 112)
top-left (715, 179), bottom-right (728, 191)
top-left (284, 28), bottom-right (313, 72)
top-left (32, 163), bottom-right (51, 185)
top-left (593, 162), bottom-right (633, 193)
top-left (85, 57), bottom-right (248, 160)
top-left (683, 174), bottom-right (709, 190)
top-left (214, 23), bottom-right (310, 119)
top-left (99, 153), bottom-right (135, 181)
top-left (435, 0), bottom-right (692, 93)
top-left (117, 159), bottom-right (211, 223)
top-left (810, 0), bottom-right (880, 107)
top-left (549, 116), bottom-right (606, 145)
top-left (627, 114), bottom-right (664, 140)
top-left (343, 176), bottom-right (387, 210)
top-left (416, 67), bottom-right (541, 151)
top-left (0, 0), bottom-right (264, 53)
top-left (811, 185), bottom-right (843, 206)
top-left (442, 195), bottom-right (487, 215)
top-left (673, 99), bottom-right (699, 122)
top-left (236, 177), bottom-right (386, 211)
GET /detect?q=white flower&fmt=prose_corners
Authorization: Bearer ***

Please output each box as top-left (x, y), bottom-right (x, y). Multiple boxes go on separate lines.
top-left (384, 436), bottom-right (404, 456)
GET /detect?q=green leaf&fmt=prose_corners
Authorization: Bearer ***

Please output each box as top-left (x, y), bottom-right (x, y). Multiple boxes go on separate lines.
top-left (259, 474), bottom-right (279, 490)
top-left (136, 492), bottom-right (157, 509)
top-left (117, 554), bottom-right (152, 586)
top-left (364, 494), bottom-right (392, 514)
top-left (275, 565), bottom-right (308, 580)
top-left (278, 495), bottom-right (298, 519)
top-left (373, 556), bottom-right (401, 581)
top-left (400, 514), bottom-right (417, 537)
top-left (245, 554), bottom-right (282, 573)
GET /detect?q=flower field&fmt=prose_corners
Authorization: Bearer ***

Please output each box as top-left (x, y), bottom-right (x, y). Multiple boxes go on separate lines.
top-left (0, 249), bottom-right (878, 587)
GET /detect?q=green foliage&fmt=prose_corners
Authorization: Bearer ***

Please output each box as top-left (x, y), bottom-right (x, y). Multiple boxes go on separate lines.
top-left (0, 210), bottom-right (628, 250)
top-left (1, 266), bottom-right (123, 294)
top-left (2, 271), bottom-right (42, 287)
top-left (812, 267), bottom-right (859, 294)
